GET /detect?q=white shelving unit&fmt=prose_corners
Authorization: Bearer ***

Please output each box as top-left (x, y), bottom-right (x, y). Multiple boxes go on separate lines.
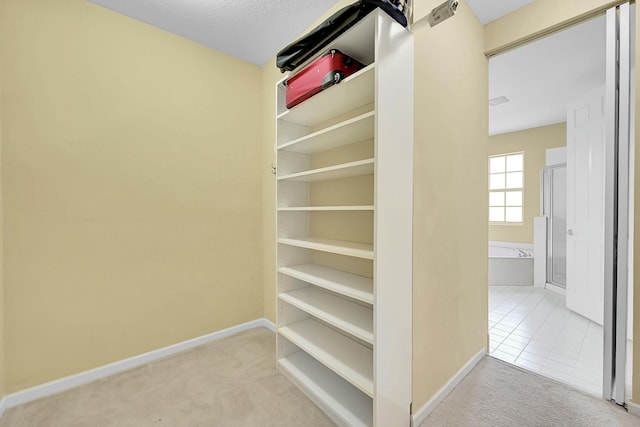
top-left (277, 158), bottom-right (375, 182)
top-left (278, 237), bottom-right (374, 260)
top-left (279, 264), bottom-right (374, 304)
top-left (276, 10), bottom-right (413, 427)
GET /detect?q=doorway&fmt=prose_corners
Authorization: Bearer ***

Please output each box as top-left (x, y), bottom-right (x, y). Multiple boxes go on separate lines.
top-left (487, 4), bottom-right (635, 403)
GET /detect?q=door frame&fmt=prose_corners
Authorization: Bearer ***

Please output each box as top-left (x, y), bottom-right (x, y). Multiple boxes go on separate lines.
top-left (604, 2), bottom-right (632, 405)
top-left (486, 1), bottom-right (634, 406)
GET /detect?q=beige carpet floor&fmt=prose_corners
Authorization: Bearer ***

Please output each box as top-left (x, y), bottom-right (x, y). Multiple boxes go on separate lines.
top-left (0, 328), bottom-right (334, 427)
top-left (1, 328), bottom-right (638, 427)
top-left (421, 356), bottom-right (638, 427)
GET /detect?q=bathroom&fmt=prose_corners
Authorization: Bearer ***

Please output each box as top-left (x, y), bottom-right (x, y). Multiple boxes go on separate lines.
top-left (486, 10), bottom-right (634, 399)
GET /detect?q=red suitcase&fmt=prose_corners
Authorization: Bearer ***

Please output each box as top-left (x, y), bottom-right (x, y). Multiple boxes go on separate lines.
top-left (285, 50), bottom-right (364, 109)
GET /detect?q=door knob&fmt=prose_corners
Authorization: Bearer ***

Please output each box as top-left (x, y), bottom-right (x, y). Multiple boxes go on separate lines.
top-left (567, 229), bottom-right (574, 236)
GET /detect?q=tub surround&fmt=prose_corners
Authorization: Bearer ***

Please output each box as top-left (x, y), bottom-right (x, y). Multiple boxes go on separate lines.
top-left (489, 241), bottom-right (535, 286)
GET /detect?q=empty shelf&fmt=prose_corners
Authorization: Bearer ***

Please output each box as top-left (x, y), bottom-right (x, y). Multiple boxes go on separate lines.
top-left (278, 206), bottom-right (374, 211)
top-left (277, 64), bottom-right (375, 127)
top-left (278, 237), bottom-right (374, 260)
top-left (278, 159), bottom-right (374, 183)
top-left (279, 318), bottom-right (373, 397)
top-left (278, 111), bottom-right (375, 154)
top-left (279, 287), bottom-right (373, 344)
top-left (279, 351), bottom-right (373, 427)
top-left (279, 264), bottom-right (373, 305)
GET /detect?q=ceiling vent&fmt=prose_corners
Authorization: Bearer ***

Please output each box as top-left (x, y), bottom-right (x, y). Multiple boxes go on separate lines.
top-left (489, 96), bottom-right (510, 107)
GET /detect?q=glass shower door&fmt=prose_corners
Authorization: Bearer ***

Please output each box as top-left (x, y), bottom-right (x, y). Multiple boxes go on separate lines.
top-left (543, 165), bottom-right (567, 288)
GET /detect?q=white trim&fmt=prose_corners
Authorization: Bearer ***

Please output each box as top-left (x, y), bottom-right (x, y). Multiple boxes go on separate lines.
top-left (488, 240), bottom-right (534, 251)
top-left (261, 317), bottom-right (276, 332)
top-left (3, 318), bottom-right (276, 410)
top-left (628, 401), bottom-right (640, 417)
top-left (0, 397), bottom-right (6, 418)
top-left (411, 348), bottom-right (485, 427)
top-left (546, 147), bottom-right (567, 166)
top-left (545, 282), bottom-right (566, 296)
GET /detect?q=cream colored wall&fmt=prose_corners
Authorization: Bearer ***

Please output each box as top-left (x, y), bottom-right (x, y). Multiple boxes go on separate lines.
top-left (489, 123), bottom-right (566, 244)
top-left (0, 0), bottom-right (263, 393)
top-left (411, 0), bottom-right (489, 409)
top-left (0, 74), bottom-right (4, 398)
top-left (489, 0), bottom-right (640, 407)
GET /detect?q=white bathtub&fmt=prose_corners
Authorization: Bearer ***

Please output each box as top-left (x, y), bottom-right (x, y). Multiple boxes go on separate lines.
top-left (488, 242), bottom-right (534, 286)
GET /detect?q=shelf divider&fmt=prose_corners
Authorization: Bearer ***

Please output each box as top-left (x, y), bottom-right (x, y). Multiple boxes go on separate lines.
top-left (278, 158), bottom-right (374, 183)
top-left (279, 318), bottom-right (374, 397)
top-left (278, 111), bottom-right (375, 154)
top-left (277, 64), bottom-right (375, 127)
top-left (278, 351), bottom-right (373, 427)
top-left (278, 206), bottom-right (374, 211)
top-left (279, 264), bottom-right (373, 305)
top-left (279, 287), bottom-right (373, 344)
top-left (278, 237), bottom-right (374, 260)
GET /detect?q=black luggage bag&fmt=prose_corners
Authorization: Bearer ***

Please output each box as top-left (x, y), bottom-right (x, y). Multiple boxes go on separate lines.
top-left (276, 0), bottom-right (408, 73)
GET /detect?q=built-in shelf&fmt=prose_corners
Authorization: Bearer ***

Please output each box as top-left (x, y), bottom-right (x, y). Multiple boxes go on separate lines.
top-left (278, 158), bottom-right (374, 183)
top-left (278, 237), bottom-right (374, 260)
top-left (285, 11), bottom-right (376, 75)
top-left (275, 11), bottom-right (413, 425)
top-left (278, 111), bottom-right (375, 154)
top-left (278, 206), bottom-right (374, 212)
top-left (279, 318), bottom-right (373, 397)
top-left (279, 264), bottom-right (373, 305)
top-left (277, 64), bottom-right (375, 127)
top-left (279, 287), bottom-right (373, 344)
top-left (278, 351), bottom-right (373, 427)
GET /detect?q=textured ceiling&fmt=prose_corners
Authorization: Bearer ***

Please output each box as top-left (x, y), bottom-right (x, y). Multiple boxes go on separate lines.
top-left (87, 0), bottom-right (339, 66)
top-left (86, 0), bottom-right (630, 136)
top-left (465, 0), bottom-right (536, 24)
top-left (85, 0), bottom-right (537, 66)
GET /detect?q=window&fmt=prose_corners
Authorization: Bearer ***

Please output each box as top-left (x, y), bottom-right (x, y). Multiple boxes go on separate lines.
top-left (489, 152), bottom-right (524, 223)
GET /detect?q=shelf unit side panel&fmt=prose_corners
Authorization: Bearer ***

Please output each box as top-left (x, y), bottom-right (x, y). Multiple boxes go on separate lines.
top-left (278, 299), bottom-right (311, 329)
top-left (278, 273), bottom-right (311, 294)
top-left (372, 13), bottom-right (414, 427)
top-left (277, 119), bottom-right (310, 146)
top-left (277, 335), bottom-right (301, 360)
top-left (277, 151), bottom-right (310, 177)
top-left (277, 244), bottom-right (312, 268)
top-left (278, 211), bottom-right (310, 240)
top-left (278, 352), bottom-right (373, 427)
top-left (278, 181), bottom-right (311, 208)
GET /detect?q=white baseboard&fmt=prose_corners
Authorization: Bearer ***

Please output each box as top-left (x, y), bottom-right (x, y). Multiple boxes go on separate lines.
top-left (411, 348), bottom-right (485, 427)
top-left (262, 318), bottom-right (276, 332)
top-left (3, 317), bottom-right (276, 411)
top-left (628, 401), bottom-right (640, 417)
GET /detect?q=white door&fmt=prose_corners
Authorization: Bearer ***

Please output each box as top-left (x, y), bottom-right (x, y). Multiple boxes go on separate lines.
top-left (566, 86), bottom-right (606, 325)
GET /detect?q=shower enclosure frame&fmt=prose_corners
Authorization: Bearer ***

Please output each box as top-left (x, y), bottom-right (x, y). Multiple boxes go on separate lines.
top-left (540, 163), bottom-right (567, 290)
